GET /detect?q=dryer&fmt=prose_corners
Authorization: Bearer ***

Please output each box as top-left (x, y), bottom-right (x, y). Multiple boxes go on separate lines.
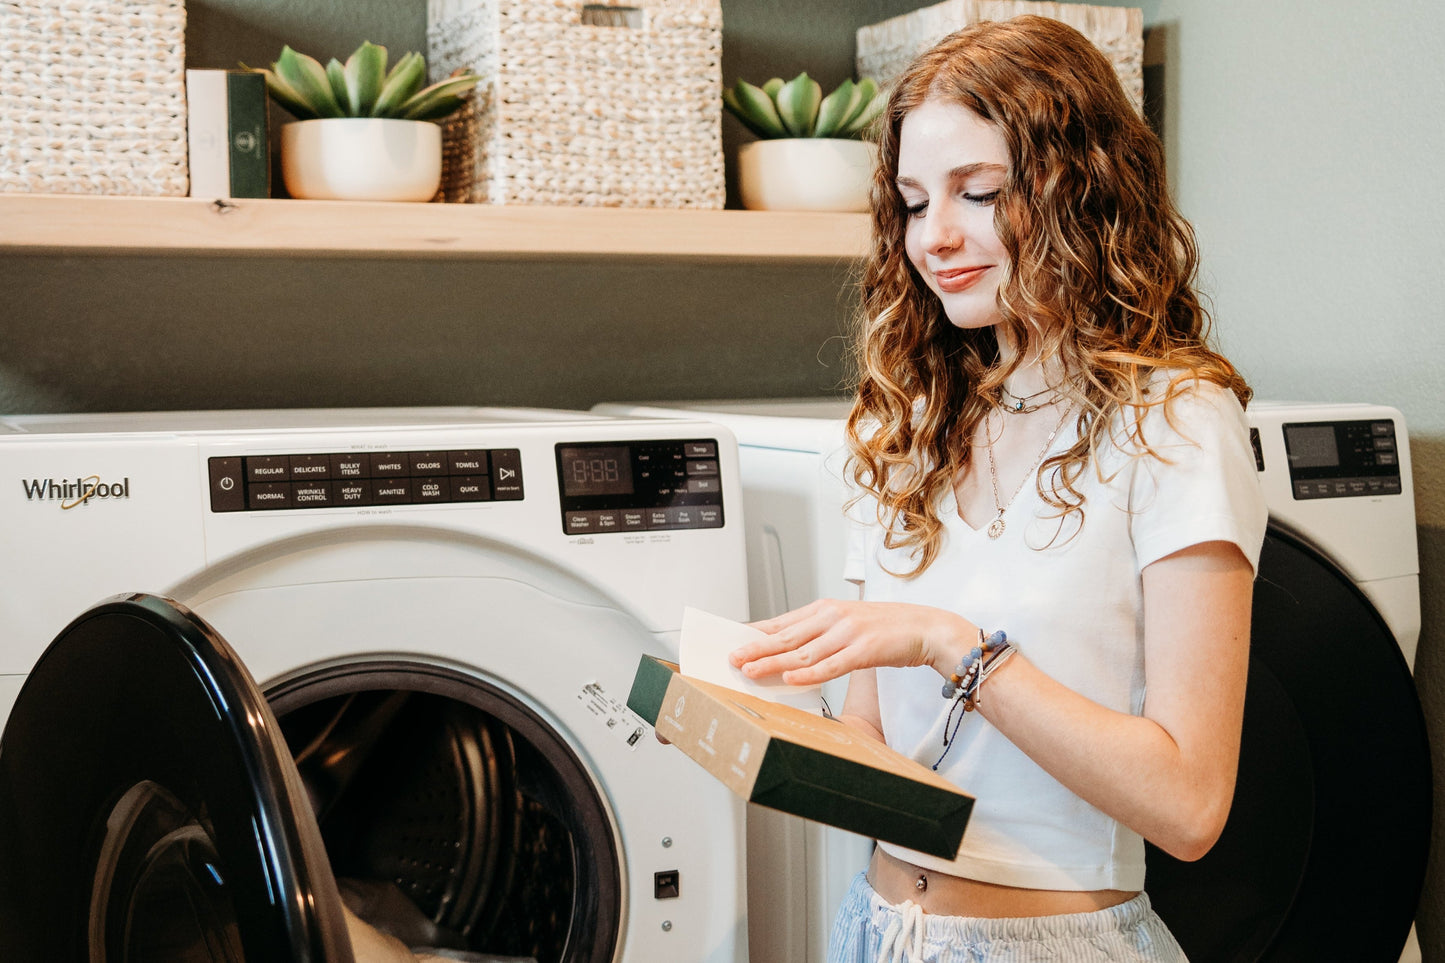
top-left (0, 408), bottom-right (752, 962)
top-left (596, 397), bottom-right (1432, 963)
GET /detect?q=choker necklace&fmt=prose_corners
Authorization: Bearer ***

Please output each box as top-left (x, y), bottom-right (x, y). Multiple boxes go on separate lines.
top-left (997, 383), bottom-right (1064, 414)
top-left (984, 407), bottom-right (1073, 539)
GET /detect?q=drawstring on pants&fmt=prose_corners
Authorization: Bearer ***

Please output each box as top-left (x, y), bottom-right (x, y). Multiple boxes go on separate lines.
top-left (878, 898), bottom-right (926, 963)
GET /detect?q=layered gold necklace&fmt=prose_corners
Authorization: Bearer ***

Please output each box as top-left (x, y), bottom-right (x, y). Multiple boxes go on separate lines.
top-left (982, 405), bottom-right (1074, 539)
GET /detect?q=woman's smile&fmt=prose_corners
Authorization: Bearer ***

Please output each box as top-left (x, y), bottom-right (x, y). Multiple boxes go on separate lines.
top-left (932, 264), bottom-right (992, 293)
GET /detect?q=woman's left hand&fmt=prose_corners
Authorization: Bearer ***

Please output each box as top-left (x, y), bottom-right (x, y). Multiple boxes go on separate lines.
top-left (729, 598), bottom-right (977, 686)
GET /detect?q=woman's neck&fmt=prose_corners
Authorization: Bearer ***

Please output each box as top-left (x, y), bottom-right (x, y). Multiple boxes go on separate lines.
top-left (996, 336), bottom-right (1065, 397)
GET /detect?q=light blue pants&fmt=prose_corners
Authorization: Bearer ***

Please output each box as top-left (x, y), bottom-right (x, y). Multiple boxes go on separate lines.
top-left (827, 871), bottom-right (1188, 963)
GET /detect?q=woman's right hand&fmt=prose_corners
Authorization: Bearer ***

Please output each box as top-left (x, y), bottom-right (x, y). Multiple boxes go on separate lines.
top-left (729, 598), bottom-right (978, 687)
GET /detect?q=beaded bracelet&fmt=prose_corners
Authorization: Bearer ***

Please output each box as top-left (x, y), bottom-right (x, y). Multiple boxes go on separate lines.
top-left (941, 629), bottom-right (1007, 699)
top-left (931, 630), bottom-right (1013, 771)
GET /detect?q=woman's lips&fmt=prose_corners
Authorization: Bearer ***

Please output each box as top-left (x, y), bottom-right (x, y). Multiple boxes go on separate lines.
top-left (934, 265), bottom-right (989, 293)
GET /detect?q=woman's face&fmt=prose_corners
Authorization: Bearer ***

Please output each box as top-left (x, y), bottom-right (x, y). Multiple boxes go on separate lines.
top-left (897, 97), bottom-right (1010, 331)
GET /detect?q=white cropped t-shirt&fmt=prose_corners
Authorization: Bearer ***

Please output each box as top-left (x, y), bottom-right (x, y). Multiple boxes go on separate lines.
top-left (844, 381), bottom-right (1268, 891)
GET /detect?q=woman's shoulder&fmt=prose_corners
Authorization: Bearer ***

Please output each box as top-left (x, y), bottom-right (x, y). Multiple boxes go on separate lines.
top-left (1146, 370), bottom-right (1248, 432)
top-left (1100, 370), bottom-right (1250, 465)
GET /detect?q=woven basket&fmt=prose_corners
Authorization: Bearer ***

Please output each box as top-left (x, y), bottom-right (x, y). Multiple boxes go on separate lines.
top-left (857, 1), bottom-right (1144, 116)
top-left (427, 0), bottom-right (724, 207)
top-left (0, 0), bottom-right (188, 195)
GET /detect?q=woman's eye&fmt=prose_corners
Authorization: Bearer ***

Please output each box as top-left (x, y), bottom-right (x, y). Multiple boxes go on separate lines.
top-left (963, 190), bottom-right (1000, 206)
top-left (903, 200), bottom-right (928, 217)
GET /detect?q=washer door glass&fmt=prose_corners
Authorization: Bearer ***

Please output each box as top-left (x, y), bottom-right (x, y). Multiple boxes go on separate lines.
top-left (0, 595), bottom-right (353, 963)
top-left (1146, 527), bottom-right (1431, 961)
top-left (87, 781), bottom-right (244, 962)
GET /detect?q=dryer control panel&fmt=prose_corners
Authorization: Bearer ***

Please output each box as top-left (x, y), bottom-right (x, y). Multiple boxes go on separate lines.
top-left (207, 448), bottom-right (523, 512)
top-left (1283, 419), bottom-right (1402, 500)
top-left (556, 438), bottom-right (724, 535)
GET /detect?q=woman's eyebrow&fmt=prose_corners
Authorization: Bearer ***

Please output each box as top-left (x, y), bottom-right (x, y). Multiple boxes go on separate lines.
top-left (948, 162), bottom-right (1006, 179)
top-left (895, 162), bottom-right (1006, 189)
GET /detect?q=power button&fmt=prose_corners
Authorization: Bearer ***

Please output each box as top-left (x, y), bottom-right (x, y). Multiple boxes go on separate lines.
top-left (209, 457), bottom-right (244, 512)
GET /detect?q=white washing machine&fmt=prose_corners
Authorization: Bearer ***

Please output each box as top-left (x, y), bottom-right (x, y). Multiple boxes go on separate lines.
top-left (0, 407), bottom-right (752, 962)
top-left (596, 397), bottom-right (1431, 963)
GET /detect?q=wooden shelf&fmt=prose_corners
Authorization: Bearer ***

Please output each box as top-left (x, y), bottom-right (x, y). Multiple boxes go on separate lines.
top-left (0, 194), bottom-right (870, 262)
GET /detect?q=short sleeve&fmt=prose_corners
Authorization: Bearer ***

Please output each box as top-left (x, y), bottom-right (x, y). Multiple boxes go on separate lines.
top-left (842, 493), bottom-right (871, 585)
top-left (1126, 382), bottom-right (1269, 573)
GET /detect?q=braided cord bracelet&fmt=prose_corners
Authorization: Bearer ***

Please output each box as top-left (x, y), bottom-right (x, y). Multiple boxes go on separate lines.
top-left (932, 629), bottom-right (1014, 770)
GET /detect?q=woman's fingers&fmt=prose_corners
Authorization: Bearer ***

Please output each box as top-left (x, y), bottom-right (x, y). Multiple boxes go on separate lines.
top-left (737, 638), bottom-right (826, 680)
top-left (732, 604), bottom-right (842, 669)
top-left (779, 645), bottom-right (860, 686)
top-left (737, 616), bottom-right (858, 681)
top-left (733, 600), bottom-right (970, 682)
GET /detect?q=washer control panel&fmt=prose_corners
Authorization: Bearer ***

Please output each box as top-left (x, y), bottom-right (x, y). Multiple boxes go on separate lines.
top-left (207, 449), bottom-right (523, 512)
top-left (1284, 419), bottom-right (1401, 500)
top-left (556, 439), bottom-right (724, 535)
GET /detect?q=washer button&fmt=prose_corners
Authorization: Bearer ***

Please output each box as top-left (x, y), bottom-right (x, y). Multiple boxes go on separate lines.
top-left (372, 480), bottom-right (413, 504)
top-left (247, 455), bottom-right (290, 484)
top-left (208, 457), bottom-right (244, 512)
top-left (450, 476), bottom-right (490, 502)
top-left (491, 449), bottom-right (524, 500)
top-left (370, 454), bottom-right (408, 477)
top-left (336, 481), bottom-right (372, 506)
top-left (249, 482), bottom-right (291, 510)
top-left (414, 476), bottom-right (449, 503)
top-left (331, 453), bottom-right (370, 478)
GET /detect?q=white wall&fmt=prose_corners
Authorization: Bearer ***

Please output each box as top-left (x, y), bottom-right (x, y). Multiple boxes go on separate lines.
top-left (1148, 0), bottom-right (1445, 956)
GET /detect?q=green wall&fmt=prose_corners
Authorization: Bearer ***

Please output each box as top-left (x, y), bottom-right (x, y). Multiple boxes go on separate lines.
top-left (1146, 2), bottom-right (1445, 953)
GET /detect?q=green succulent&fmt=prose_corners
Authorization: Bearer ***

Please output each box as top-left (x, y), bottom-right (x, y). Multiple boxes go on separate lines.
top-left (723, 73), bottom-right (885, 140)
top-left (248, 41), bottom-right (480, 122)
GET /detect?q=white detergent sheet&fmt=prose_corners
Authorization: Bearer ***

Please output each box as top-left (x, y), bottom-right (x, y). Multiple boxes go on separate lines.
top-left (679, 607), bottom-right (824, 713)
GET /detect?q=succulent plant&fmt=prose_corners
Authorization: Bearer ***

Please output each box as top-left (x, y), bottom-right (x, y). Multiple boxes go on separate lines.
top-left (723, 73), bottom-right (885, 140)
top-left (249, 41), bottom-right (481, 122)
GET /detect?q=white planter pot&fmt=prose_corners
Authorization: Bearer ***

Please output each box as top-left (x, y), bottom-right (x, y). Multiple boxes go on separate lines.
top-left (281, 118), bottom-right (442, 202)
top-left (737, 138), bottom-right (877, 213)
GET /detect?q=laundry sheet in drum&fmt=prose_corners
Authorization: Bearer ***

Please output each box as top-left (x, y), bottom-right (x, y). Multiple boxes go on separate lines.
top-left (678, 607), bottom-right (824, 713)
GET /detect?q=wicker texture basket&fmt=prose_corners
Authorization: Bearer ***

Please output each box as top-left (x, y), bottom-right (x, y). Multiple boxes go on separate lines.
top-left (857, 1), bottom-right (1144, 116)
top-left (0, 0), bottom-right (188, 195)
top-left (427, 0), bottom-right (723, 207)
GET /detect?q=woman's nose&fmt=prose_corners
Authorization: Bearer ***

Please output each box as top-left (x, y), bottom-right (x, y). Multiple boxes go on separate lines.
top-left (921, 203), bottom-right (961, 255)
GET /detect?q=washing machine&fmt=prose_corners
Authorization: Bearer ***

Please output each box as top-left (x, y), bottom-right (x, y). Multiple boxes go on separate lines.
top-left (0, 407), bottom-right (753, 962)
top-left (596, 397), bottom-right (1432, 963)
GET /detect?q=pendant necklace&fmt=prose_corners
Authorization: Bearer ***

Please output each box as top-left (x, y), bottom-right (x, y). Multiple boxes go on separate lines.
top-left (984, 406), bottom-right (1074, 539)
top-left (998, 383), bottom-right (1063, 414)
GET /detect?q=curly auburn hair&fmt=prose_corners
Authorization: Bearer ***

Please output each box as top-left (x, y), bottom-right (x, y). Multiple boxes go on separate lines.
top-left (847, 15), bottom-right (1250, 576)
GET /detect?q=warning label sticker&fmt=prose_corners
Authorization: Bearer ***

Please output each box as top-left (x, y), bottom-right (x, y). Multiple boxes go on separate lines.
top-left (578, 679), bottom-right (650, 751)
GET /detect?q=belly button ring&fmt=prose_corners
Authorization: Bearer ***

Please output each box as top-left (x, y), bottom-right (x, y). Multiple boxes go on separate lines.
top-left (915, 873), bottom-right (928, 892)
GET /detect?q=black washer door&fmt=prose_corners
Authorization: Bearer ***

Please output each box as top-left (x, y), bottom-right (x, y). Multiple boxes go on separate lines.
top-left (1147, 526), bottom-right (1432, 961)
top-left (0, 594), bottom-right (354, 962)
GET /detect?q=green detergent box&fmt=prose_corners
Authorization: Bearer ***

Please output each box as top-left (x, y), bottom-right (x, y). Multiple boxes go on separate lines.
top-left (627, 655), bottom-right (974, 859)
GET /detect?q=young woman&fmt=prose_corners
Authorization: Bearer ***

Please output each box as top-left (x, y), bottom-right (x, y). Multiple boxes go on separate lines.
top-left (730, 16), bottom-right (1267, 963)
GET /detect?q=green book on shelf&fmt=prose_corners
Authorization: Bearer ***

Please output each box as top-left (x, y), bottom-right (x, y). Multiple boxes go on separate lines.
top-left (186, 70), bottom-right (270, 199)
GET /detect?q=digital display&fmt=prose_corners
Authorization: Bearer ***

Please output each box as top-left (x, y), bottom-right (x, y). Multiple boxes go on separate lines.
top-left (1285, 425), bottom-right (1340, 469)
top-left (558, 445), bottom-right (634, 497)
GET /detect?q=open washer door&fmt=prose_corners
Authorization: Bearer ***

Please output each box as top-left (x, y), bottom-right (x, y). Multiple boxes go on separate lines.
top-left (1145, 526), bottom-right (1432, 961)
top-left (0, 594), bottom-right (354, 962)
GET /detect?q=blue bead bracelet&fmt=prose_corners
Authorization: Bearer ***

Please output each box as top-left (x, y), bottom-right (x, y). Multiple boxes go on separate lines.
top-left (941, 629), bottom-right (1007, 699)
